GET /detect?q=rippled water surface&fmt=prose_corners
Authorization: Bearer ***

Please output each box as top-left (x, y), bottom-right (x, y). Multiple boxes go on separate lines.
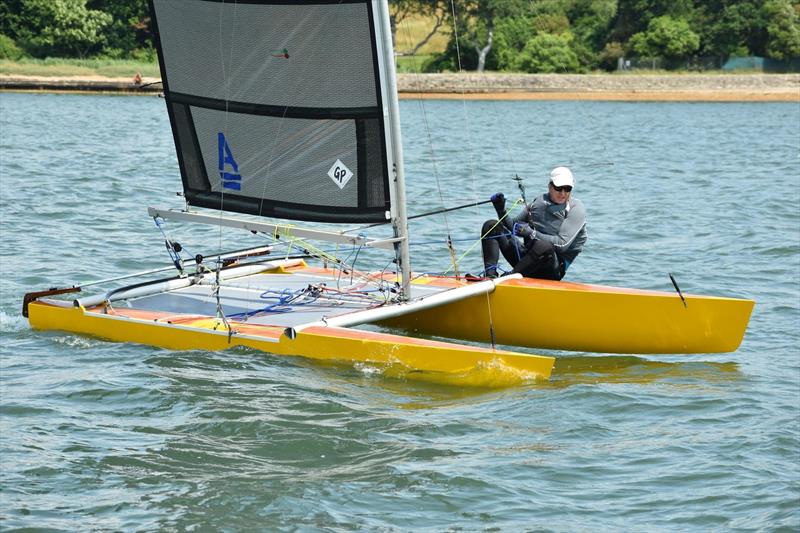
top-left (1, 93), bottom-right (799, 531)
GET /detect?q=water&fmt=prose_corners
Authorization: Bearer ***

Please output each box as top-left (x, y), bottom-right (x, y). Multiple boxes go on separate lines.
top-left (1, 92), bottom-right (798, 531)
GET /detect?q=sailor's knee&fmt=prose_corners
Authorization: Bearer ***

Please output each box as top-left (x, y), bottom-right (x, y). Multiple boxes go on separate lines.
top-left (481, 219), bottom-right (499, 236)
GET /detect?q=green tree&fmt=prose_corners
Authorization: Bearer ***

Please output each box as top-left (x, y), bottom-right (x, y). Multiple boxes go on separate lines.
top-left (567, 0), bottom-right (618, 69)
top-left (492, 14), bottom-right (584, 73)
top-left (598, 41), bottom-right (625, 70)
top-left (0, 1), bottom-right (21, 41)
top-left (628, 15), bottom-right (699, 61)
top-left (610, 0), bottom-right (694, 43)
top-left (763, 0), bottom-right (800, 59)
top-left (492, 15), bottom-right (537, 70)
top-left (0, 34), bottom-right (27, 59)
top-left (516, 32), bottom-right (581, 72)
top-left (436, 0), bottom-right (530, 71)
top-left (87, 0), bottom-right (151, 58)
top-left (12, 0), bottom-right (111, 58)
top-left (694, 1), bottom-right (765, 59)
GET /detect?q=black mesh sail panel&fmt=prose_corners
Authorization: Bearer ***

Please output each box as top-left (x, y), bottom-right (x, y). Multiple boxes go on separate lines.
top-left (150, 0), bottom-right (391, 223)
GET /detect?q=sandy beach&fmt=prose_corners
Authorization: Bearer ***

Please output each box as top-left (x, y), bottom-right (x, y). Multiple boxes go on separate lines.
top-left (1, 72), bottom-right (798, 101)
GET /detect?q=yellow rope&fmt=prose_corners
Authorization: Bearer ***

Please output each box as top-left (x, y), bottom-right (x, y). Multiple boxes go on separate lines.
top-left (292, 238), bottom-right (339, 264)
top-left (443, 198), bottom-right (522, 275)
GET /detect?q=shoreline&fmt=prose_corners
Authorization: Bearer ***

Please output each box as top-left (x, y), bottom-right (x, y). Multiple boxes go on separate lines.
top-left (400, 90), bottom-right (797, 102)
top-left (2, 73), bottom-right (798, 102)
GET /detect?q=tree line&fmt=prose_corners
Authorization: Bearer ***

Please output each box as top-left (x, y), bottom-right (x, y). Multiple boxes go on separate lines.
top-left (1, 0), bottom-right (798, 72)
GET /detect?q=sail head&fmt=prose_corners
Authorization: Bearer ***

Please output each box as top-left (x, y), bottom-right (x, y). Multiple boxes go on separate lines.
top-left (150, 0), bottom-right (392, 223)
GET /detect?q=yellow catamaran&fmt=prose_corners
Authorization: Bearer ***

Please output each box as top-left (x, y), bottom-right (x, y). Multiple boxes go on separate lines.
top-left (24, 0), bottom-right (754, 385)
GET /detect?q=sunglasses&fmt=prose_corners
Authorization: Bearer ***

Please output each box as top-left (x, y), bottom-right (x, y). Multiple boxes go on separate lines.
top-left (550, 184), bottom-right (572, 193)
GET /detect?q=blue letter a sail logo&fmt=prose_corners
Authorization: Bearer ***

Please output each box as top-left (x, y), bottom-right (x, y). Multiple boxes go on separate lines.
top-left (218, 132), bottom-right (241, 191)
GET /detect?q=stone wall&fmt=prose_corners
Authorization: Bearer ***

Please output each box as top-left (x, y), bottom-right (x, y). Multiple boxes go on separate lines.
top-left (396, 73), bottom-right (800, 94)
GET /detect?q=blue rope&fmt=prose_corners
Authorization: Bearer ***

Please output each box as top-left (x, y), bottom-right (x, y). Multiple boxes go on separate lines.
top-left (226, 287), bottom-right (311, 319)
top-left (513, 234), bottom-right (522, 262)
top-left (153, 217), bottom-right (183, 269)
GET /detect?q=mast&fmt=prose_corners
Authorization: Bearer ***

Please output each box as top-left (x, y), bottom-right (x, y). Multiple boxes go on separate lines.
top-left (376, 0), bottom-right (412, 300)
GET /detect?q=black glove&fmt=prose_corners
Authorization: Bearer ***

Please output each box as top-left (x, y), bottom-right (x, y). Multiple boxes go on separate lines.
top-left (513, 222), bottom-right (534, 239)
top-left (490, 192), bottom-right (505, 215)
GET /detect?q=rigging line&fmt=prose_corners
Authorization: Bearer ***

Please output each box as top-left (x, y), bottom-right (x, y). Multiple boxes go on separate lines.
top-left (448, 0), bottom-right (465, 75)
top-left (246, 4), bottom-right (349, 318)
top-left (256, 2), bottom-right (352, 219)
top-left (447, 0), bottom-right (479, 203)
top-left (217, 0), bottom-right (236, 249)
top-left (477, 4), bottom-right (544, 187)
top-left (335, 243), bottom-right (356, 290)
top-left (277, 233), bottom-right (339, 268)
top-left (246, 3), bottom-right (366, 309)
top-left (332, 242), bottom-right (386, 296)
top-left (442, 198), bottom-right (522, 275)
top-left (446, 0), bottom-right (491, 280)
top-left (349, 243), bottom-right (364, 286)
top-left (344, 199), bottom-right (493, 233)
top-left (213, 261), bottom-right (234, 337)
top-left (446, 0), bottom-right (500, 341)
top-left (410, 236), bottom-right (493, 246)
top-left (219, 0), bottom-right (272, 320)
top-left (395, 13), bottom-right (454, 237)
top-left (414, 76), bottom-right (461, 276)
top-left (261, 230), bottom-right (380, 292)
top-left (395, 7), bottom-right (457, 258)
top-left (524, 0), bottom-right (611, 165)
top-left (153, 217), bottom-right (185, 274)
top-left (470, 17), bottom-right (521, 183)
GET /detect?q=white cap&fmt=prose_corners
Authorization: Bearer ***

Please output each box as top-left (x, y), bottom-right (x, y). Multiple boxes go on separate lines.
top-left (549, 167), bottom-right (574, 188)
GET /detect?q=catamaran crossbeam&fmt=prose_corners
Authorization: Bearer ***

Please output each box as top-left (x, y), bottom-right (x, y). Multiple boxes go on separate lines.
top-left (148, 207), bottom-right (404, 250)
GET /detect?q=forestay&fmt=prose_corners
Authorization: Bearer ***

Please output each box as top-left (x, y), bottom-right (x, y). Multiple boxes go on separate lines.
top-left (150, 0), bottom-right (396, 223)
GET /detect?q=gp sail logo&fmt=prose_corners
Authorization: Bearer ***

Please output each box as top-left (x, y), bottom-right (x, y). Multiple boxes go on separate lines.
top-left (218, 132), bottom-right (241, 191)
top-left (327, 159), bottom-right (353, 190)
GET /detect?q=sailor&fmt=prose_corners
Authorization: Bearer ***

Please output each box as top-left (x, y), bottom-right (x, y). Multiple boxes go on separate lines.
top-left (480, 166), bottom-right (587, 280)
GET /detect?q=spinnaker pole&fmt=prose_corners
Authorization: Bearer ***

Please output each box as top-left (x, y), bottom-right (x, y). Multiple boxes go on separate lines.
top-left (376, 0), bottom-right (412, 300)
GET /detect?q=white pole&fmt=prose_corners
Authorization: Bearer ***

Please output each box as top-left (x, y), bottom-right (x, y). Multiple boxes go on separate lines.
top-left (74, 259), bottom-right (305, 308)
top-left (285, 274), bottom-right (522, 338)
top-left (376, 0), bottom-right (412, 301)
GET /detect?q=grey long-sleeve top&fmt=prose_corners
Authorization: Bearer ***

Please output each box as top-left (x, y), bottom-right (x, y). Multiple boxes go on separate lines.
top-left (501, 193), bottom-right (588, 264)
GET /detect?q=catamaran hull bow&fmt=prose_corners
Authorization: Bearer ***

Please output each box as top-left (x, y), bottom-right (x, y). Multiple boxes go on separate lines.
top-left (381, 276), bottom-right (754, 354)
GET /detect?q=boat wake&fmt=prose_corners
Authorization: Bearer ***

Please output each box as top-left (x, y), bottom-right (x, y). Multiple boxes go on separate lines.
top-left (0, 310), bottom-right (29, 333)
top-left (551, 355), bottom-right (741, 386)
top-left (352, 357), bottom-right (548, 388)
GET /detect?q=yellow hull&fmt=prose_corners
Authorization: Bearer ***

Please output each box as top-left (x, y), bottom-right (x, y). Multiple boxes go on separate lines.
top-left (386, 277), bottom-right (755, 354)
top-left (27, 301), bottom-right (554, 386)
top-left (24, 264), bottom-right (754, 387)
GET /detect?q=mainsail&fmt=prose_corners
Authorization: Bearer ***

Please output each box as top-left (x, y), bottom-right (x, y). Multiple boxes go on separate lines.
top-left (150, 0), bottom-right (397, 223)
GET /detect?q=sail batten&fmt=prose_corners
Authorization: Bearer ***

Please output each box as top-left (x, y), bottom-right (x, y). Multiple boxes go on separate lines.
top-left (150, 0), bottom-right (392, 223)
top-left (168, 93), bottom-right (382, 120)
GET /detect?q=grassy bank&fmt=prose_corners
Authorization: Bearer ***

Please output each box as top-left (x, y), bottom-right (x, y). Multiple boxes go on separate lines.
top-left (4, 57), bottom-right (791, 80)
top-left (1, 56), bottom-right (437, 77)
top-left (393, 13), bottom-right (448, 54)
top-left (0, 58), bottom-right (160, 79)
top-left (1, 13), bottom-right (445, 79)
